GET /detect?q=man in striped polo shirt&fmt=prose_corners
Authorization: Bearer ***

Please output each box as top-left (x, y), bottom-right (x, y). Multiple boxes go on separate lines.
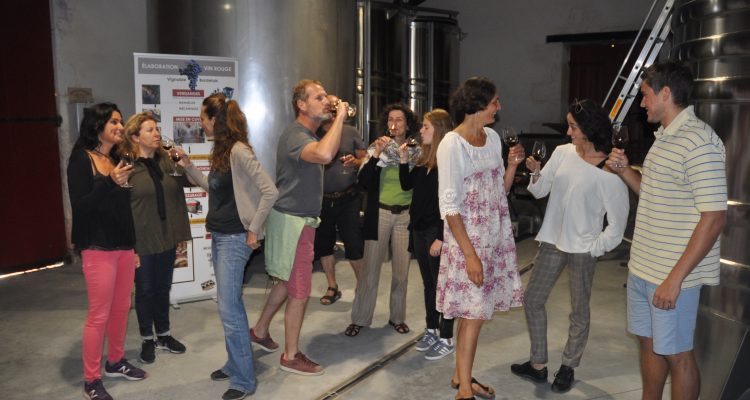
top-left (607, 61), bottom-right (727, 400)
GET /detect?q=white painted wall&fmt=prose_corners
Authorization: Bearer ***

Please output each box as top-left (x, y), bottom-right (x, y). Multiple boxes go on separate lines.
top-left (50, 0), bottom-right (148, 248)
top-left (423, 0), bottom-right (657, 132)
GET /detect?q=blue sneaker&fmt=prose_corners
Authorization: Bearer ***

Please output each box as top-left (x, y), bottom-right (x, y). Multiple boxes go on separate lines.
top-left (425, 338), bottom-right (454, 360)
top-left (415, 330), bottom-right (438, 352)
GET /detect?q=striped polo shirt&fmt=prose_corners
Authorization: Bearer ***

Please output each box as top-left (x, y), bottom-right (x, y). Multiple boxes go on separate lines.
top-left (629, 106), bottom-right (727, 288)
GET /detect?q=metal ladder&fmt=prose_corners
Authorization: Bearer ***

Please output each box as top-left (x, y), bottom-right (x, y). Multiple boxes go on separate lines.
top-left (603, 0), bottom-right (675, 125)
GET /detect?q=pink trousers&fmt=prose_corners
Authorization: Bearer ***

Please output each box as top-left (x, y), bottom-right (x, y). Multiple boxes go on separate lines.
top-left (81, 249), bottom-right (135, 381)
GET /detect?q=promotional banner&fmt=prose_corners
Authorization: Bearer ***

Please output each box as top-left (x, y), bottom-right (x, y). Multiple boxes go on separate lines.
top-left (134, 53), bottom-right (238, 304)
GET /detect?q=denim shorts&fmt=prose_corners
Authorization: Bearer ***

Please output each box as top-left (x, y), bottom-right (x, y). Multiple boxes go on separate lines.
top-left (627, 272), bottom-right (701, 355)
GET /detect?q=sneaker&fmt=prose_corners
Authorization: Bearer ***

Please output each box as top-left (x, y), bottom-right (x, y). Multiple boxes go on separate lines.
top-left (250, 328), bottom-right (279, 353)
top-left (104, 358), bottom-right (147, 381)
top-left (210, 369), bottom-right (230, 381)
top-left (139, 339), bottom-right (155, 364)
top-left (414, 330), bottom-right (438, 352)
top-left (156, 335), bottom-right (186, 354)
top-left (83, 379), bottom-right (113, 400)
top-left (222, 389), bottom-right (249, 400)
top-left (510, 361), bottom-right (548, 383)
top-left (551, 365), bottom-right (575, 393)
top-left (424, 339), bottom-right (454, 360)
top-left (279, 352), bottom-right (324, 376)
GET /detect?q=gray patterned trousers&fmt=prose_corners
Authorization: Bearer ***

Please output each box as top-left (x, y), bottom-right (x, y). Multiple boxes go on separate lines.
top-left (524, 242), bottom-right (598, 368)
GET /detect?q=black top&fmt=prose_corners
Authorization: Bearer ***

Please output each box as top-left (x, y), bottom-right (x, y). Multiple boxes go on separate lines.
top-left (358, 157), bottom-right (384, 240)
top-left (399, 163), bottom-right (443, 240)
top-left (67, 148), bottom-right (135, 251)
top-left (206, 169), bottom-right (245, 234)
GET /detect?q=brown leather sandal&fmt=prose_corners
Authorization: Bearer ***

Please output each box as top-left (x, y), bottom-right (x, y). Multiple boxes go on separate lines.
top-left (344, 323), bottom-right (363, 337)
top-left (388, 320), bottom-right (410, 334)
top-left (450, 377), bottom-right (495, 399)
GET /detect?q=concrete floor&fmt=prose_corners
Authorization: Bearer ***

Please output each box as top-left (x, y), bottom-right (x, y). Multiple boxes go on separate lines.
top-left (0, 238), bottom-right (668, 399)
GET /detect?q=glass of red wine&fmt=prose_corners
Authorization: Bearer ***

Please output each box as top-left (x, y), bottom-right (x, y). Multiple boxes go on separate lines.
top-left (500, 127), bottom-right (523, 162)
top-left (612, 125), bottom-right (629, 168)
top-left (120, 152), bottom-right (134, 188)
top-left (162, 138), bottom-right (182, 176)
top-left (530, 141), bottom-right (547, 177)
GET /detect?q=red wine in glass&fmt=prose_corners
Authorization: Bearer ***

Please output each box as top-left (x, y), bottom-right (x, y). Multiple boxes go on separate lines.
top-left (120, 152), bottom-right (134, 188)
top-left (406, 137), bottom-right (419, 147)
top-left (612, 125), bottom-right (629, 167)
top-left (612, 125), bottom-right (629, 150)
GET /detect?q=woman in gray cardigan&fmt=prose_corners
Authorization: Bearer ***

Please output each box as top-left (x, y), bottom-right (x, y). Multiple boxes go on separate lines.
top-left (187, 93), bottom-right (278, 400)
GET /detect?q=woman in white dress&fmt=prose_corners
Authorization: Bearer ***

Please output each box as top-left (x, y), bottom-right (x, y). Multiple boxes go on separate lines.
top-left (437, 77), bottom-right (525, 400)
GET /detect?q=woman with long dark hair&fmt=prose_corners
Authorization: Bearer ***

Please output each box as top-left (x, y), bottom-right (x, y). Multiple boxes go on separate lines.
top-left (120, 112), bottom-right (205, 365)
top-left (398, 109), bottom-right (455, 360)
top-left (510, 99), bottom-right (628, 393)
top-left (195, 93), bottom-right (278, 400)
top-left (68, 103), bottom-right (147, 400)
top-left (436, 77), bottom-right (525, 399)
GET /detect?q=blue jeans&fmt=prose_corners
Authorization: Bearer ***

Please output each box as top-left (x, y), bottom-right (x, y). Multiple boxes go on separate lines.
top-left (212, 232), bottom-right (256, 393)
top-left (135, 248), bottom-right (176, 338)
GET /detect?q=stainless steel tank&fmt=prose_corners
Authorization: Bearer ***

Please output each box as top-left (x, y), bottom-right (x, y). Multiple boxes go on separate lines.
top-left (408, 16), bottom-right (460, 118)
top-left (357, 1), bottom-right (459, 142)
top-left (147, 0), bottom-right (357, 174)
top-left (672, 1), bottom-right (750, 398)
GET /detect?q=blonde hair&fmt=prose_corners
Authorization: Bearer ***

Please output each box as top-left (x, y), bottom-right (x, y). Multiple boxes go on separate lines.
top-left (121, 112), bottom-right (160, 158)
top-left (417, 108), bottom-right (452, 170)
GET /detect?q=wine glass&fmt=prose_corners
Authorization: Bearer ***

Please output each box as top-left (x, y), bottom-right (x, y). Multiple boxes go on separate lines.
top-left (120, 152), bottom-right (134, 188)
top-left (530, 141), bottom-right (547, 177)
top-left (331, 99), bottom-right (357, 118)
top-left (162, 138), bottom-right (182, 176)
top-left (406, 136), bottom-right (419, 147)
top-left (500, 127), bottom-right (523, 162)
top-left (612, 125), bottom-right (629, 168)
top-left (339, 151), bottom-right (354, 175)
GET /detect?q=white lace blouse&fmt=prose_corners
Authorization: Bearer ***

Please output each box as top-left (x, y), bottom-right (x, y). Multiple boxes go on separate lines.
top-left (436, 128), bottom-right (504, 219)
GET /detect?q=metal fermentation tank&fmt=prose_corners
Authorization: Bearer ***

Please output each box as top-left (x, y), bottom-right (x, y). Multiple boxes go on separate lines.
top-left (672, 0), bottom-right (750, 398)
top-left (147, 0), bottom-right (357, 175)
top-left (358, 1), bottom-right (460, 141)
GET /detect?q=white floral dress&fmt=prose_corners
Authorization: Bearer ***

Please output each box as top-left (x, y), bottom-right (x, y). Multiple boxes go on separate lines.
top-left (435, 129), bottom-right (523, 320)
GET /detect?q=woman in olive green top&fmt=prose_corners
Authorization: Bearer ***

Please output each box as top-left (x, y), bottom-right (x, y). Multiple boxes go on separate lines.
top-left (121, 112), bottom-right (205, 364)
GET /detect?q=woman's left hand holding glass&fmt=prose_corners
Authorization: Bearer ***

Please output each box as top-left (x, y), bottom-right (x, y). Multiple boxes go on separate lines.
top-left (508, 144), bottom-right (525, 166)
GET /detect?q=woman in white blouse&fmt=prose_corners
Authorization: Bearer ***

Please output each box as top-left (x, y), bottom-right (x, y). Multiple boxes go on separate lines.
top-left (510, 99), bottom-right (628, 393)
top-left (436, 77), bottom-right (525, 400)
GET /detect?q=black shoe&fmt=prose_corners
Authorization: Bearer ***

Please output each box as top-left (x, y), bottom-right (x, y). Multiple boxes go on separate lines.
top-left (156, 335), bottom-right (186, 354)
top-left (84, 379), bottom-right (113, 400)
top-left (210, 369), bottom-right (229, 381)
top-left (140, 339), bottom-right (156, 364)
top-left (510, 361), bottom-right (548, 383)
top-left (222, 389), bottom-right (249, 400)
top-left (551, 365), bottom-right (575, 393)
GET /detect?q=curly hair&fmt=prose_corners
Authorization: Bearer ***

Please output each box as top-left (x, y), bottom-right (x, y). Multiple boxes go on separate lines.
top-left (203, 93), bottom-right (251, 172)
top-left (569, 99), bottom-right (613, 154)
top-left (450, 77), bottom-right (497, 122)
top-left (73, 102), bottom-right (122, 157)
top-left (120, 112), bottom-right (161, 159)
top-left (376, 103), bottom-right (419, 139)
